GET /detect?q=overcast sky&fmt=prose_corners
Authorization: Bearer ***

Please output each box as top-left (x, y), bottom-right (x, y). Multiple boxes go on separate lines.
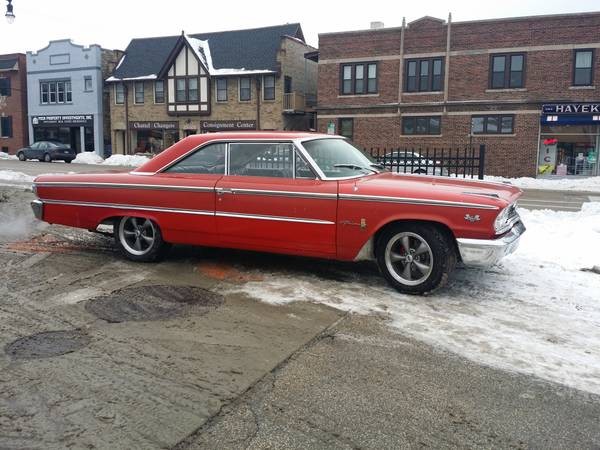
top-left (0, 0), bottom-right (598, 54)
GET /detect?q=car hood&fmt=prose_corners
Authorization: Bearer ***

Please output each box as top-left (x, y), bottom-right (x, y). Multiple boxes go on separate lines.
top-left (338, 172), bottom-right (522, 209)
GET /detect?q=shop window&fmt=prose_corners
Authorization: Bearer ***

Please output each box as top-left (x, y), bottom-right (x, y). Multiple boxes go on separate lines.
top-left (406, 58), bottom-right (443, 93)
top-left (339, 118), bottom-right (354, 140)
top-left (239, 77), bottom-right (251, 101)
top-left (573, 49), bottom-right (594, 86)
top-left (40, 80), bottom-right (72, 104)
top-left (134, 81), bottom-right (144, 104)
top-left (154, 80), bottom-right (165, 103)
top-left (115, 83), bottom-right (124, 104)
top-left (263, 75), bottom-right (275, 100)
top-left (490, 53), bottom-right (525, 89)
top-left (0, 116), bottom-right (12, 138)
top-left (340, 62), bottom-right (378, 95)
top-left (0, 77), bottom-right (10, 96)
top-left (402, 116), bottom-right (441, 135)
top-left (165, 143), bottom-right (226, 174)
top-left (472, 115), bottom-right (514, 134)
top-left (229, 143), bottom-right (294, 177)
top-left (84, 76), bottom-right (93, 92)
top-left (216, 78), bottom-right (227, 102)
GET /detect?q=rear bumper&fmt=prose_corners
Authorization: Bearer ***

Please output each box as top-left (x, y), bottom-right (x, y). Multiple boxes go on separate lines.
top-left (31, 199), bottom-right (43, 220)
top-left (456, 221), bottom-right (525, 268)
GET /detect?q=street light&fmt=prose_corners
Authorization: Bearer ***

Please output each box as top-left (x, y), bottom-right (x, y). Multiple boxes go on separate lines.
top-left (5, 0), bottom-right (15, 24)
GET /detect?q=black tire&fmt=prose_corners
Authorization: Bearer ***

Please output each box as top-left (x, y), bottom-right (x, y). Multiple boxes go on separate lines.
top-left (43, 153), bottom-right (51, 162)
top-left (17, 152), bottom-right (26, 161)
top-left (65, 159), bottom-right (72, 163)
top-left (376, 222), bottom-right (456, 295)
top-left (114, 216), bottom-right (170, 262)
top-left (413, 169), bottom-right (427, 174)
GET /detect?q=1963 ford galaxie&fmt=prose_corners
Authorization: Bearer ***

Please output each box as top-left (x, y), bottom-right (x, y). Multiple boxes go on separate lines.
top-left (31, 132), bottom-right (525, 294)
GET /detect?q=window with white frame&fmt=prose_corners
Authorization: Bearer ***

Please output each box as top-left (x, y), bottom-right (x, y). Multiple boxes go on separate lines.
top-left (216, 78), bottom-right (227, 102)
top-left (134, 81), bottom-right (144, 104)
top-left (239, 77), bottom-right (251, 101)
top-left (84, 76), bottom-right (93, 92)
top-left (40, 80), bottom-right (72, 104)
top-left (263, 75), bottom-right (275, 100)
top-left (154, 80), bottom-right (165, 103)
top-left (115, 83), bottom-right (124, 104)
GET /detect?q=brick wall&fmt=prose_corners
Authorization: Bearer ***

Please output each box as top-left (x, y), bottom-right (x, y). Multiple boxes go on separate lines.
top-left (0, 53), bottom-right (27, 155)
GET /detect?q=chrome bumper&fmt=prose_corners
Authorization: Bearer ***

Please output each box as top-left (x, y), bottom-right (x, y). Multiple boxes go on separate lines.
top-left (456, 221), bottom-right (525, 268)
top-left (30, 199), bottom-right (44, 220)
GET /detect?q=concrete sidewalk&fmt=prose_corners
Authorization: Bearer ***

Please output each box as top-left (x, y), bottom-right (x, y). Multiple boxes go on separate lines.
top-left (520, 188), bottom-right (599, 211)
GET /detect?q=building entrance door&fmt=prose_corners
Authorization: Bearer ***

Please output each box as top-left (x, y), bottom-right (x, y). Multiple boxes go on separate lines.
top-left (70, 127), bottom-right (81, 152)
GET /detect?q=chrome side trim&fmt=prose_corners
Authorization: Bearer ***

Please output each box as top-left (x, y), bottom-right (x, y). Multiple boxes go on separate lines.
top-left (35, 182), bottom-right (215, 193)
top-left (217, 187), bottom-right (337, 200)
top-left (215, 211), bottom-right (335, 225)
top-left (40, 199), bottom-right (214, 216)
top-left (31, 199), bottom-right (44, 220)
top-left (339, 193), bottom-right (499, 210)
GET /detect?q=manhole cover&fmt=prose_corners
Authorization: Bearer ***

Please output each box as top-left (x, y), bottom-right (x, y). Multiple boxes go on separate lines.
top-left (85, 285), bottom-right (224, 323)
top-left (5, 330), bottom-right (91, 360)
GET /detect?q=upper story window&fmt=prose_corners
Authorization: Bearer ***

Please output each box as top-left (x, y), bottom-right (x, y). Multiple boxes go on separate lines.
top-left (165, 43), bottom-right (209, 114)
top-left (216, 78), bottom-right (227, 102)
top-left (154, 80), bottom-right (165, 103)
top-left (490, 53), bottom-right (525, 89)
top-left (239, 77), bottom-right (251, 101)
top-left (115, 83), bottom-right (125, 104)
top-left (406, 58), bottom-right (443, 92)
top-left (40, 80), bottom-right (72, 104)
top-left (263, 75), bottom-right (275, 100)
top-left (134, 81), bottom-right (144, 104)
top-left (471, 115), bottom-right (514, 134)
top-left (0, 77), bottom-right (11, 96)
top-left (84, 76), bottom-right (93, 92)
top-left (402, 116), bottom-right (441, 135)
top-left (573, 49), bottom-right (594, 86)
top-left (340, 62), bottom-right (377, 95)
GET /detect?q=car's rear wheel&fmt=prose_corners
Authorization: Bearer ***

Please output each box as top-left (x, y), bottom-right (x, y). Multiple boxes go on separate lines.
top-left (376, 223), bottom-right (456, 295)
top-left (65, 159), bottom-right (72, 163)
top-left (115, 216), bottom-right (169, 262)
top-left (43, 153), bottom-right (51, 162)
top-left (17, 152), bottom-right (26, 161)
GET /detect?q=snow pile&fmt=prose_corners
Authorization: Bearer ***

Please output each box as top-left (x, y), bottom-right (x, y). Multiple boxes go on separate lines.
top-left (484, 175), bottom-right (600, 192)
top-left (102, 154), bottom-right (149, 167)
top-left (0, 152), bottom-right (17, 160)
top-left (228, 202), bottom-right (600, 395)
top-left (0, 170), bottom-right (35, 183)
top-left (73, 152), bottom-right (104, 165)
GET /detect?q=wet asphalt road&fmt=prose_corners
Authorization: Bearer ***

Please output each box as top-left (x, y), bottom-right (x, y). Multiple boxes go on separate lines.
top-left (1, 185), bottom-right (599, 449)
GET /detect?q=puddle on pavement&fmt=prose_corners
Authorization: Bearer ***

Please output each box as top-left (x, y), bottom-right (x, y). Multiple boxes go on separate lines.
top-left (85, 285), bottom-right (224, 323)
top-left (5, 330), bottom-right (91, 360)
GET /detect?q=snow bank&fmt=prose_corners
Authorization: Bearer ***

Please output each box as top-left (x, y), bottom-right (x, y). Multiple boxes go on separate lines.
top-left (72, 152), bottom-right (150, 167)
top-left (0, 152), bottom-right (17, 160)
top-left (73, 152), bottom-right (104, 165)
top-left (0, 170), bottom-right (34, 183)
top-left (484, 175), bottom-right (600, 192)
top-left (228, 202), bottom-right (600, 395)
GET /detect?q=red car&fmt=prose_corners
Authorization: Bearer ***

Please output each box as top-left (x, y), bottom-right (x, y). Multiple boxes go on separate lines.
top-left (31, 132), bottom-right (524, 294)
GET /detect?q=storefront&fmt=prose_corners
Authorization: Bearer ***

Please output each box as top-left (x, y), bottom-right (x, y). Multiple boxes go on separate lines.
top-left (539, 103), bottom-right (600, 177)
top-left (31, 115), bottom-right (94, 153)
top-left (130, 121), bottom-right (179, 153)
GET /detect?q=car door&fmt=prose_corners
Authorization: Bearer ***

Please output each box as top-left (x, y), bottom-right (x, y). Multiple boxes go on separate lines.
top-left (37, 142), bottom-right (49, 159)
top-left (151, 142), bottom-right (226, 246)
top-left (25, 142), bottom-right (39, 159)
top-left (215, 141), bottom-right (338, 258)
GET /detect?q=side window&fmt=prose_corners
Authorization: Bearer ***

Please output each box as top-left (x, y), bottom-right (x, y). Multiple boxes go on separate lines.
top-left (164, 143), bottom-right (226, 174)
top-left (229, 143), bottom-right (293, 178)
top-left (295, 151), bottom-right (316, 179)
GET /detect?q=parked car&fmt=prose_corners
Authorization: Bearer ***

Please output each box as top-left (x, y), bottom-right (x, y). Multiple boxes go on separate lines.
top-left (381, 151), bottom-right (449, 176)
top-left (16, 141), bottom-right (76, 163)
top-left (30, 132), bottom-right (524, 294)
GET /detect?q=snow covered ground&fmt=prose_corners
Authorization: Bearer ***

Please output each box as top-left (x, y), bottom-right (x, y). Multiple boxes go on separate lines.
top-left (483, 175), bottom-right (600, 192)
top-left (73, 152), bottom-right (150, 167)
top-left (0, 152), bottom-right (17, 160)
top-left (229, 203), bottom-right (600, 396)
top-left (0, 169), bottom-right (34, 184)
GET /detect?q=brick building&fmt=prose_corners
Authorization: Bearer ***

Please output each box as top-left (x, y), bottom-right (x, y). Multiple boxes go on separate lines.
top-left (107, 24), bottom-right (317, 155)
top-left (316, 12), bottom-right (600, 178)
top-left (0, 53), bottom-right (28, 154)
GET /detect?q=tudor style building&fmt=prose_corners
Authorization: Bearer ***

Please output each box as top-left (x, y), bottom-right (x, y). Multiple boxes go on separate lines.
top-left (316, 12), bottom-right (600, 178)
top-left (0, 53), bottom-right (28, 154)
top-left (107, 24), bottom-right (317, 155)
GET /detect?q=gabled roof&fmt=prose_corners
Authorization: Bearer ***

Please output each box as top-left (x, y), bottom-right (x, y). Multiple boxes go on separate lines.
top-left (109, 23), bottom-right (304, 81)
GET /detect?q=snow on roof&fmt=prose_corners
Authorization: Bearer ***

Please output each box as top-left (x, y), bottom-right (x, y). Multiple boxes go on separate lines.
top-left (105, 74), bottom-right (157, 82)
top-left (114, 54), bottom-right (126, 71)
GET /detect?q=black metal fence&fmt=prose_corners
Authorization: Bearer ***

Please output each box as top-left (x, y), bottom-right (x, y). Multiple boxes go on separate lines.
top-left (366, 144), bottom-right (486, 179)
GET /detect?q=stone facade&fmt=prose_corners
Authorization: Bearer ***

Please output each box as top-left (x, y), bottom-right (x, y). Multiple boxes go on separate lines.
top-left (0, 53), bottom-right (28, 154)
top-left (109, 36), bottom-right (317, 155)
top-left (316, 12), bottom-right (600, 177)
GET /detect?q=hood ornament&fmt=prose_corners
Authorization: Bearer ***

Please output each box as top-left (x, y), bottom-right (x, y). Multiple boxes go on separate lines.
top-left (464, 214), bottom-right (481, 223)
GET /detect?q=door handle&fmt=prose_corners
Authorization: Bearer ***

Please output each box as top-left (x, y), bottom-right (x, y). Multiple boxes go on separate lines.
top-left (216, 188), bottom-right (234, 195)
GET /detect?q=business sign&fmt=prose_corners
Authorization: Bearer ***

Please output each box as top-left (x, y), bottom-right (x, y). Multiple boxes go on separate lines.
top-left (542, 103), bottom-right (600, 114)
top-left (130, 121), bottom-right (179, 130)
top-left (32, 115), bottom-right (93, 127)
top-left (200, 120), bottom-right (257, 132)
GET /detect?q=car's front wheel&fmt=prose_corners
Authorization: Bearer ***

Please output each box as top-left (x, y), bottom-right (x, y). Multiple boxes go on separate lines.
top-left (17, 152), bottom-right (26, 161)
top-left (376, 223), bottom-right (456, 295)
top-left (115, 216), bottom-right (169, 262)
top-left (43, 153), bottom-right (51, 162)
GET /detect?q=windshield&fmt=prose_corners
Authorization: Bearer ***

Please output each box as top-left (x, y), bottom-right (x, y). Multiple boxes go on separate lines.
top-left (302, 138), bottom-right (378, 178)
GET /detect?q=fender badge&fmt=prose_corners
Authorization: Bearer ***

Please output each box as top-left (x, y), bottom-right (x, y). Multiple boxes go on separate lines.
top-left (464, 214), bottom-right (481, 223)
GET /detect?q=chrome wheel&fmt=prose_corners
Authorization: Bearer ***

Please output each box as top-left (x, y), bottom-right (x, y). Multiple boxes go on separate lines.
top-left (119, 217), bottom-right (156, 256)
top-left (384, 232), bottom-right (433, 286)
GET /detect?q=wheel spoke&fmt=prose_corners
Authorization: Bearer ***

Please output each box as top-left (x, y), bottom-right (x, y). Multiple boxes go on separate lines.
top-left (390, 251), bottom-right (405, 262)
top-left (134, 236), bottom-right (142, 250)
top-left (143, 219), bottom-right (152, 229)
top-left (123, 230), bottom-right (136, 237)
top-left (401, 236), bottom-right (411, 253)
top-left (414, 242), bottom-right (429, 256)
top-left (141, 234), bottom-right (154, 243)
top-left (131, 217), bottom-right (139, 228)
top-left (413, 260), bottom-right (431, 274)
top-left (401, 263), bottom-right (412, 280)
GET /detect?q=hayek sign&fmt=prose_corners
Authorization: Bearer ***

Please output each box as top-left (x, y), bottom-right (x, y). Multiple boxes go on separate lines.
top-left (543, 103), bottom-right (600, 114)
top-left (200, 120), bottom-right (257, 132)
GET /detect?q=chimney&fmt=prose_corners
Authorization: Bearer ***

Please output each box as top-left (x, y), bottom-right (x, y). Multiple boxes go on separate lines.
top-left (370, 21), bottom-right (384, 30)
